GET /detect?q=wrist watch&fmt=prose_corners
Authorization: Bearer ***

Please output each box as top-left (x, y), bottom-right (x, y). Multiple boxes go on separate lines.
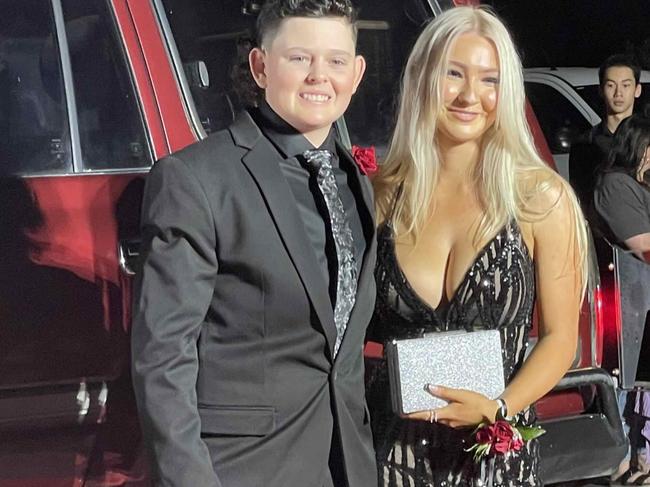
top-left (494, 398), bottom-right (512, 421)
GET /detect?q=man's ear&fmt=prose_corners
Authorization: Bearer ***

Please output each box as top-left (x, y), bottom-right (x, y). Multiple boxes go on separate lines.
top-left (249, 47), bottom-right (267, 89)
top-left (635, 82), bottom-right (642, 99)
top-left (351, 55), bottom-right (367, 94)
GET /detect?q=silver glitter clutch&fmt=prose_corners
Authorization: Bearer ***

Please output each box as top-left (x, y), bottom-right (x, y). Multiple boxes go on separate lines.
top-left (386, 330), bottom-right (505, 415)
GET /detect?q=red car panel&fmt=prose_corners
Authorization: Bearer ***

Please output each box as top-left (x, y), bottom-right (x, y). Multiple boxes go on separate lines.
top-left (0, 1), bottom-right (623, 485)
top-left (112, 0), bottom-right (168, 159)
top-left (123, 0), bottom-right (197, 154)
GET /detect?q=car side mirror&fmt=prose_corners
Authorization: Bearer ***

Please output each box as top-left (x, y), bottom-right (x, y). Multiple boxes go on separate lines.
top-left (551, 125), bottom-right (577, 154)
top-left (183, 60), bottom-right (210, 90)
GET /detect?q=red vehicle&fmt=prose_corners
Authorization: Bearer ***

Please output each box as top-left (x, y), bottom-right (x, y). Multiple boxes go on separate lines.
top-left (0, 0), bottom-right (625, 485)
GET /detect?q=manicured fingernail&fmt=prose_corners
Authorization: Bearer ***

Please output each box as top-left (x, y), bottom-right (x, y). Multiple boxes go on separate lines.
top-left (425, 384), bottom-right (438, 393)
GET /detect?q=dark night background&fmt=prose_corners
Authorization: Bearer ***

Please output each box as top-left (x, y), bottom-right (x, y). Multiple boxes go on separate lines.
top-left (484, 0), bottom-right (650, 68)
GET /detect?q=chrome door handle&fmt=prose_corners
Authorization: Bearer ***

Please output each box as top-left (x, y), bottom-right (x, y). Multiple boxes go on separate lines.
top-left (118, 239), bottom-right (141, 276)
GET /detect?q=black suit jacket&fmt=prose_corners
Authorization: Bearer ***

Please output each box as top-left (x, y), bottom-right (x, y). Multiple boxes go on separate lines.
top-left (132, 111), bottom-right (378, 487)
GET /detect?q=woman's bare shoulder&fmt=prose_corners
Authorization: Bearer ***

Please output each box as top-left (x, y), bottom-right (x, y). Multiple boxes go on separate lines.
top-left (519, 167), bottom-right (573, 217)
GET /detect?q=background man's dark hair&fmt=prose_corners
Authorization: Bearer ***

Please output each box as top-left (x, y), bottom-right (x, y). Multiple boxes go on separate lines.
top-left (599, 53), bottom-right (641, 86)
top-left (256, 0), bottom-right (358, 48)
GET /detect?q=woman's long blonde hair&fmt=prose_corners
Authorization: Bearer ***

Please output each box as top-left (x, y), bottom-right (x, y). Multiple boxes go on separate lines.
top-left (373, 6), bottom-right (588, 290)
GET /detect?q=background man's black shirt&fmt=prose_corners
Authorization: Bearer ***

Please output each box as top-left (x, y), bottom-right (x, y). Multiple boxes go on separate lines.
top-left (569, 121), bottom-right (614, 210)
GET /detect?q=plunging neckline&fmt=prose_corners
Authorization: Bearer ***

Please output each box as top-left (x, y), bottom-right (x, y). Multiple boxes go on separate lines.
top-left (385, 223), bottom-right (516, 319)
top-left (369, 221), bottom-right (540, 486)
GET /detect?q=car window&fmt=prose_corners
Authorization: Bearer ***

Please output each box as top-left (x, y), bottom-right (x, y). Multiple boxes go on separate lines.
top-left (157, 0), bottom-right (255, 135)
top-left (157, 0), bottom-right (429, 155)
top-left (61, 0), bottom-right (151, 170)
top-left (525, 81), bottom-right (592, 154)
top-left (574, 85), bottom-right (603, 116)
top-left (0, 0), bottom-right (72, 176)
top-left (345, 1), bottom-right (427, 158)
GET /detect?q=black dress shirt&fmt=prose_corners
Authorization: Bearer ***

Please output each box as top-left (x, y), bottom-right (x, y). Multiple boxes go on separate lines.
top-left (569, 121), bottom-right (614, 209)
top-left (251, 102), bottom-right (365, 305)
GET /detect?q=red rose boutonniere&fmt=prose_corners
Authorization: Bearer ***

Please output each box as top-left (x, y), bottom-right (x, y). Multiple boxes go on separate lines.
top-left (351, 145), bottom-right (378, 176)
top-left (466, 420), bottom-right (544, 462)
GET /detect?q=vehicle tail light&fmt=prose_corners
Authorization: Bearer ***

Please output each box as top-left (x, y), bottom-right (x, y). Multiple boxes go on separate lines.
top-left (593, 284), bottom-right (604, 366)
top-left (612, 276), bottom-right (623, 351)
top-left (596, 266), bottom-right (621, 370)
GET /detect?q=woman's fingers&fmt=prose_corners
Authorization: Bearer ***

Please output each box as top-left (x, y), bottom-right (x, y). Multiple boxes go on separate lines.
top-left (402, 410), bottom-right (431, 422)
top-left (425, 384), bottom-right (467, 402)
top-left (401, 408), bottom-right (473, 428)
top-left (402, 387), bottom-right (489, 427)
top-left (432, 404), bottom-right (452, 421)
top-left (403, 409), bottom-right (442, 423)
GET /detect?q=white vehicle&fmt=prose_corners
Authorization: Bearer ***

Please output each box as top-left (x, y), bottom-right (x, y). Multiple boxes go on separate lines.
top-left (524, 67), bottom-right (650, 180)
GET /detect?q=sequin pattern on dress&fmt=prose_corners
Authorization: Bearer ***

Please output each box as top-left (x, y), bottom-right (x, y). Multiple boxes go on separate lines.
top-left (366, 221), bottom-right (539, 487)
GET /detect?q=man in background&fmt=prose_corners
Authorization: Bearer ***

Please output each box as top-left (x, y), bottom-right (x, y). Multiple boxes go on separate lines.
top-left (569, 54), bottom-right (642, 210)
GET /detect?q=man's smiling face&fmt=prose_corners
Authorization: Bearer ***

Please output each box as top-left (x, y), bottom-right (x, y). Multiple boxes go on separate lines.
top-left (249, 16), bottom-right (365, 145)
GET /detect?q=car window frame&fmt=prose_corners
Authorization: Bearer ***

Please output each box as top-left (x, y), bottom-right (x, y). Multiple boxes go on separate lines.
top-left (16, 0), bottom-right (154, 178)
top-left (524, 73), bottom-right (601, 127)
top-left (70, 0), bottom-right (154, 173)
top-left (524, 77), bottom-right (599, 159)
top-left (51, 0), bottom-right (82, 173)
top-left (151, 0), bottom-right (206, 141)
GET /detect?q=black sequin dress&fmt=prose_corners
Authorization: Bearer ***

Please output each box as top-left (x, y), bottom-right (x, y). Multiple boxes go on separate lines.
top-left (366, 222), bottom-right (540, 487)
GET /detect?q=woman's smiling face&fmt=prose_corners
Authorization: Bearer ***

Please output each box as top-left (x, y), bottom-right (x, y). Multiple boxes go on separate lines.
top-left (436, 33), bottom-right (500, 148)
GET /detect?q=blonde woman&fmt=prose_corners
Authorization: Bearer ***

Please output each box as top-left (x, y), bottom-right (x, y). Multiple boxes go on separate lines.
top-left (366, 6), bottom-right (587, 486)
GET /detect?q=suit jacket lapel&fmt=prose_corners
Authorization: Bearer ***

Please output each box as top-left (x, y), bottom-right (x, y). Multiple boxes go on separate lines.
top-left (230, 112), bottom-right (337, 358)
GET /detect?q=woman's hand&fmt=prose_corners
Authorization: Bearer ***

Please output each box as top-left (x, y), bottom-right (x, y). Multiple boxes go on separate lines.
top-left (405, 385), bottom-right (497, 428)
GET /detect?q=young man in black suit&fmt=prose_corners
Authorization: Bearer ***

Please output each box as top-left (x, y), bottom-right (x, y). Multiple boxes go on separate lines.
top-left (131, 1), bottom-right (377, 486)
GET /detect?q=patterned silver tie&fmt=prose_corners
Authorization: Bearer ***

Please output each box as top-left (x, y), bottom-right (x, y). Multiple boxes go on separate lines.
top-left (304, 149), bottom-right (358, 357)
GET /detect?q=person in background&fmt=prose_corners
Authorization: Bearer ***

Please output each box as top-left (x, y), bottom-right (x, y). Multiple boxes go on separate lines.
top-left (594, 115), bottom-right (650, 262)
top-left (366, 6), bottom-right (587, 486)
top-left (569, 54), bottom-right (642, 212)
top-left (594, 114), bottom-right (650, 485)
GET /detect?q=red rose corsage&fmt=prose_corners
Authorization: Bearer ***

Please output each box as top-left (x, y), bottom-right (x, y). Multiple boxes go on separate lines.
top-left (351, 145), bottom-right (378, 176)
top-left (466, 420), bottom-right (544, 462)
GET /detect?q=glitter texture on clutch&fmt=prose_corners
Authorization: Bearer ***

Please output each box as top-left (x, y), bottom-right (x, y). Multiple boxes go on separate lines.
top-left (386, 330), bottom-right (505, 414)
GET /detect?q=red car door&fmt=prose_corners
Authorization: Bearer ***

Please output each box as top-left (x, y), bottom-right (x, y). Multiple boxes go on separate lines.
top-left (0, 0), bottom-right (157, 484)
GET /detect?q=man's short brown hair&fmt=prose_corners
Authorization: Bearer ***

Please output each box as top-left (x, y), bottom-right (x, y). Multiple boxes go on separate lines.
top-left (256, 0), bottom-right (358, 48)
